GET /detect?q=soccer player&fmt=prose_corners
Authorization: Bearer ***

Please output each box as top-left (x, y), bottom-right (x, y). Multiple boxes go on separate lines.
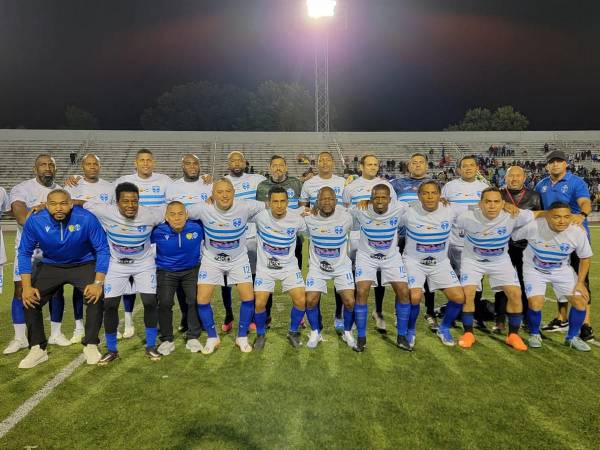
top-left (456, 187), bottom-right (540, 351)
top-left (535, 150), bottom-right (594, 341)
top-left (187, 178), bottom-right (265, 353)
top-left (80, 182), bottom-right (166, 364)
top-left (512, 202), bottom-right (593, 351)
top-left (351, 184), bottom-right (410, 351)
top-left (253, 186), bottom-right (306, 350)
top-left (17, 189), bottom-right (109, 368)
top-left (304, 187), bottom-right (356, 350)
top-left (401, 181), bottom-right (465, 347)
top-left (152, 201), bottom-right (204, 355)
top-left (0, 186), bottom-right (9, 297)
top-left (4, 154), bottom-right (69, 355)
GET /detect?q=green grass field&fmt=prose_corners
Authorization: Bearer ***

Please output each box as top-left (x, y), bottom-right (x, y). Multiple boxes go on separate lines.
top-left (0, 230), bottom-right (599, 449)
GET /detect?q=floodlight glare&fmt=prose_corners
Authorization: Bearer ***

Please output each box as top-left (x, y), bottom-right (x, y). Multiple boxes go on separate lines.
top-left (307, 0), bottom-right (336, 19)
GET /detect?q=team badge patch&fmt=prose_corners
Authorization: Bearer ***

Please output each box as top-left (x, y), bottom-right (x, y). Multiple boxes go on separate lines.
top-left (233, 218), bottom-right (242, 228)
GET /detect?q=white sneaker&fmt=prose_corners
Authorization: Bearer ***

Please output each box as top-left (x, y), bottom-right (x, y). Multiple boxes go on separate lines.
top-left (116, 330), bottom-right (123, 340)
top-left (123, 325), bottom-right (135, 339)
top-left (342, 331), bottom-right (357, 349)
top-left (48, 333), bottom-right (72, 347)
top-left (371, 311), bottom-right (387, 332)
top-left (83, 344), bottom-right (102, 365)
top-left (306, 330), bottom-right (323, 349)
top-left (185, 339), bottom-right (203, 353)
top-left (18, 345), bottom-right (48, 369)
top-left (3, 338), bottom-right (29, 355)
top-left (70, 329), bottom-right (85, 344)
top-left (158, 341), bottom-right (176, 356)
top-left (235, 336), bottom-right (253, 353)
top-left (201, 337), bottom-right (221, 355)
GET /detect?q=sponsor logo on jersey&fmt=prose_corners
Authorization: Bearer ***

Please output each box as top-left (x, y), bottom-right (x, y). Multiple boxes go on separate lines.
top-left (533, 256), bottom-right (562, 270)
top-left (416, 242), bottom-right (445, 253)
top-left (263, 243), bottom-right (290, 257)
top-left (368, 239), bottom-right (392, 250)
top-left (267, 257), bottom-right (282, 270)
top-left (186, 232), bottom-right (198, 240)
top-left (210, 239), bottom-right (239, 250)
top-left (314, 246), bottom-right (340, 258)
top-left (419, 256), bottom-right (437, 266)
top-left (319, 260), bottom-right (334, 272)
top-left (474, 246), bottom-right (504, 257)
top-left (111, 242), bottom-right (144, 255)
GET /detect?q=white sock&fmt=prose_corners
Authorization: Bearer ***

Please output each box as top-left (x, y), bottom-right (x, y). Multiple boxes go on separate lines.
top-left (14, 323), bottom-right (27, 341)
top-left (50, 321), bottom-right (62, 337)
top-left (74, 320), bottom-right (84, 332)
top-left (124, 312), bottom-right (133, 328)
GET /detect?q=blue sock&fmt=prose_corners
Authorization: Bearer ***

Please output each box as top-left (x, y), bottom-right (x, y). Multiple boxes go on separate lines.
top-left (396, 303), bottom-right (410, 337)
top-left (306, 307), bottom-right (320, 331)
top-left (289, 307), bottom-right (305, 332)
top-left (197, 304), bottom-right (217, 338)
top-left (255, 311), bottom-right (268, 336)
top-left (123, 294), bottom-right (135, 313)
top-left (408, 303), bottom-right (421, 332)
top-left (145, 327), bottom-right (158, 348)
top-left (354, 304), bottom-right (368, 338)
top-left (441, 301), bottom-right (462, 330)
top-left (11, 298), bottom-right (25, 324)
top-left (462, 312), bottom-right (474, 332)
top-left (507, 313), bottom-right (523, 334)
top-left (105, 333), bottom-right (118, 352)
top-left (72, 289), bottom-right (84, 321)
top-left (238, 300), bottom-right (255, 337)
top-left (566, 307), bottom-right (586, 340)
top-left (527, 309), bottom-right (542, 335)
top-left (343, 307), bottom-right (354, 332)
top-left (49, 292), bottom-right (65, 322)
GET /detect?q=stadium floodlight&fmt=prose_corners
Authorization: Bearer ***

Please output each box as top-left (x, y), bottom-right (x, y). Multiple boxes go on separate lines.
top-left (307, 0), bottom-right (336, 19)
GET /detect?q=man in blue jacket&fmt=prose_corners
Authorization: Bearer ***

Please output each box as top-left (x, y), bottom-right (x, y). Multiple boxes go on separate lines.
top-left (151, 201), bottom-right (204, 355)
top-left (18, 189), bottom-right (110, 369)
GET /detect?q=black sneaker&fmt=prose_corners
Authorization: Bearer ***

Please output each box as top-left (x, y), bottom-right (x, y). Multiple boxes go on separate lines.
top-left (542, 318), bottom-right (568, 332)
top-left (145, 347), bottom-right (162, 361)
top-left (396, 335), bottom-right (412, 352)
top-left (287, 331), bottom-right (302, 348)
top-left (580, 324), bottom-right (595, 342)
top-left (492, 321), bottom-right (506, 335)
top-left (354, 336), bottom-right (366, 353)
top-left (424, 314), bottom-right (439, 332)
top-left (98, 351), bottom-right (119, 366)
top-left (253, 334), bottom-right (266, 350)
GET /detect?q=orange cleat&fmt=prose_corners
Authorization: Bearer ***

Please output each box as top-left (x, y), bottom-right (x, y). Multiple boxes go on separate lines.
top-left (506, 333), bottom-right (528, 351)
top-left (458, 331), bottom-right (476, 349)
top-left (249, 322), bottom-right (257, 332)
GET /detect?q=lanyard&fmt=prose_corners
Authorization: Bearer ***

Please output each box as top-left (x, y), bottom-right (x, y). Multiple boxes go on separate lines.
top-left (505, 188), bottom-right (525, 207)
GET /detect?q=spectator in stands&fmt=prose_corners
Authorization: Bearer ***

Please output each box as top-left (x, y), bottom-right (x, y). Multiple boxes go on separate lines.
top-left (70, 152), bottom-right (77, 165)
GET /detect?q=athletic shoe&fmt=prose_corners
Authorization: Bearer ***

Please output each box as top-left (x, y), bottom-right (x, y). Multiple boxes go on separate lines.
top-left (70, 329), bottom-right (85, 344)
top-left (342, 331), bottom-right (357, 349)
top-left (334, 317), bottom-right (344, 334)
top-left (145, 347), bottom-right (162, 361)
top-left (158, 341), bottom-right (176, 356)
top-left (178, 319), bottom-right (188, 333)
top-left (48, 333), bottom-right (72, 347)
top-left (436, 327), bottom-right (455, 346)
top-left (185, 339), bottom-right (203, 353)
top-left (122, 325), bottom-right (135, 339)
top-left (116, 331), bottom-right (123, 340)
top-left (475, 320), bottom-right (490, 333)
top-left (542, 318), bottom-right (568, 332)
top-left (221, 320), bottom-right (234, 333)
top-left (249, 323), bottom-right (257, 332)
top-left (201, 337), bottom-right (221, 355)
top-left (98, 351), bottom-right (119, 366)
top-left (458, 331), bottom-right (476, 349)
top-left (506, 333), bottom-right (528, 351)
top-left (235, 336), bottom-right (253, 353)
top-left (266, 316), bottom-right (272, 329)
top-left (3, 338), bottom-right (28, 355)
top-left (306, 330), bottom-right (323, 349)
top-left (565, 336), bottom-right (591, 352)
top-left (83, 344), bottom-right (102, 365)
top-left (407, 329), bottom-right (416, 349)
top-left (396, 335), bottom-right (412, 352)
top-left (492, 322), bottom-right (506, 335)
top-left (580, 324), bottom-right (595, 342)
top-left (528, 334), bottom-right (543, 348)
top-left (287, 331), bottom-right (302, 348)
top-left (424, 314), bottom-right (439, 332)
top-left (354, 336), bottom-right (367, 353)
top-left (253, 334), bottom-right (266, 351)
top-left (371, 311), bottom-right (387, 333)
top-left (18, 345), bottom-right (48, 369)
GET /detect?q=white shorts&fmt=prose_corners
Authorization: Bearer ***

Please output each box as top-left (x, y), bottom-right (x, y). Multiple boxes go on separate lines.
top-left (460, 257), bottom-right (520, 290)
top-left (197, 254), bottom-right (253, 286)
top-left (354, 252), bottom-right (408, 286)
top-left (523, 265), bottom-right (578, 303)
top-left (254, 268), bottom-right (304, 293)
top-left (104, 257), bottom-right (157, 298)
top-left (305, 264), bottom-right (354, 294)
top-left (405, 258), bottom-right (460, 291)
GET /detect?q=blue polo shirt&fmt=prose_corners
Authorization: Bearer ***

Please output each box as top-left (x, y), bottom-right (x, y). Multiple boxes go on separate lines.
top-left (151, 220), bottom-right (204, 271)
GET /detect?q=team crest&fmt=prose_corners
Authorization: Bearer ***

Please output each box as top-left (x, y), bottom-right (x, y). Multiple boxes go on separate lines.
top-left (440, 221), bottom-right (449, 231)
top-left (390, 217), bottom-right (398, 226)
top-left (541, 186), bottom-right (548, 193)
top-left (286, 227), bottom-right (295, 237)
top-left (68, 224), bottom-right (81, 232)
top-left (137, 226), bottom-right (147, 232)
top-left (497, 227), bottom-right (507, 235)
top-left (200, 193), bottom-right (208, 201)
top-left (408, 276), bottom-right (415, 285)
top-left (334, 187), bottom-right (341, 194)
top-left (255, 278), bottom-right (263, 286)
top-left (356, 268), bottom-right (363, 277)
top-left (561, 185), bottom-right (569, 193)
top-left (164, 234), bottom-right (170, 240)
top-left (44, 225), bottom-right (50, 232)
top-left (198, 271), bottom-right (208, 280)
top-left (287, 188), bottom-right (295, 199)
top-left (306, 278), bottom-right (315, 287)
top-left (242, 182), bottom-right (250, 190)
top-left (233, 218), bottom-right (242, 228)
top-left (334, 226), bottom-right (344, 235)
top-left (559, 243), bottom-right (570, 252)
top-left (100, 193), bottom-right (109, 202)
top-left (461, 273), bottom-right (469, 283)
top-left (152, 185), bottom-right (160, 193)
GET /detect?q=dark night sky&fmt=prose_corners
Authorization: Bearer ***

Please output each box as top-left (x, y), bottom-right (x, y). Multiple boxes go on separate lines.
top-left (1, 0), bottom-right (600, 131)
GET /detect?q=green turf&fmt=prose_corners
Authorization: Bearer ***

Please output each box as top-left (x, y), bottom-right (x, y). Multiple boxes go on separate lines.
top-left (0, 230), bottom-right (599, 449)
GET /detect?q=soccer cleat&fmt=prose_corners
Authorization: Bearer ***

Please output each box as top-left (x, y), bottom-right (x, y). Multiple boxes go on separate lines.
top-left (98, 351), bottom-right (119, 366)
top-left (221, 320), bottom-right (234, 333)
top-left (48, 333), bottom-right (72, 347)
top-left (70, 329), bottom-right (85, 344)
top-left (235, 336), bottom-right (253, 353)
top-left (396, 335), bottom-right (412, 352)
top-left (83, 344), bottom-right (102, 365)
top-left (407, 329), bottom-right (416, 349)
top-left (342, 331), bottom-right (357, 349)
top-left (287, 331), bottom-right (302, 348)
top-left (354, 336), bottom-right (367, 353)
top-left (116, 331), bottom-right (123, 340)
top-left (18, 345), bottom-right (48, 369)
top-left (249, 323), bottom-right (257, 332)
top-left (424, 314), bottom-right (439, 332)
top-left (185, 339), bottom-right (203, 353)
top-left (145, 347), bottom-right (162, 361)
top-left (492, 322), bottom-right (506, 335)
top-left (253, 334), bottom-right (266, 351)
top-left (506, 333), bottom-right (528, 351)
top-left (306, 330), bottom-right (323, 349)
top-left (436, 327), bottom-right (455, 346)
top-left (580, 324), bottom-right (595, 342)
top-left (122, 325), bottom-right (135, 339)
top-left (158, 341), bottom-right (176, 356)
top-left (3, 338), bottom-right (29, 355)
top-left (528, 334), bottom-right (543, 348)
top-left (565, 336), bottom-right (591, 352)
top-left (458, 331), bottom-right (476, 349)
top-left (542, 318), bottom-right (568, 333)
top-left (201, 337), bottom-right (221, 355)
top-left (371, 311), bottom-right (387, 333)
top-left (334, 317), bottom-right (344, 334)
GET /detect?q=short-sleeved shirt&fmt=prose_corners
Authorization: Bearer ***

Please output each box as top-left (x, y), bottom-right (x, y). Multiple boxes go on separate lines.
top-left (350, 204), bottom-right (406, 259)
top-left (66, 178), bottom-right (114, 204)
top-left (441, 178), bottom-right (489, 247)
top-left (305, 207), bottom-right (353, 272)
top-left (390, 176), bottom-right (430, 203)
top-left (226, 173), bottom-right (267, 238)
top-left (256, 176), bottom-right (303, 209)
top-left (166, 178), bottom-right (212, 206)
top-left (343, 177), bottom-right (397, 208)
top-left (300, 174), bottom-right (346, 206)
top-left (114, 173), bottom-right (173, 208)
top-left (254, 209), bottom-right (306, 270)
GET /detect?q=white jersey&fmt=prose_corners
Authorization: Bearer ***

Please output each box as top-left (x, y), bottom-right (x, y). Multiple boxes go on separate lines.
top-left (305, 207), bottom-right (353, 273)
top-left (66, 178), bottom-right (114, 204)
top-left (114, 173), bottom-right (172, 208)
top-left (351, 204), bottom-right (406, 259)
top-left (166, 177), bottom-right (212, 206)
top-left (187, 199), bottom-right (265, 261)
top-left (0, 187), bottom-right (10, 265)
top-left (343, 176), bottom-right (397, 208)
top-left (441, 178), bottom-right (489, 247)
top-left (84, 203), bottom-right (164, 261)
top-left (254, 209), bottom-right (306, 271)
top-left (512, 219), bottom-right (593, 272)
top-left (457, 209), bottom-right (534, 262)
top-left (226, 173), bottom-right (266, 238)
top-left (401, 203), bottom-right (455, 264)
top-left (300, 174), bottom-right (346, 206)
